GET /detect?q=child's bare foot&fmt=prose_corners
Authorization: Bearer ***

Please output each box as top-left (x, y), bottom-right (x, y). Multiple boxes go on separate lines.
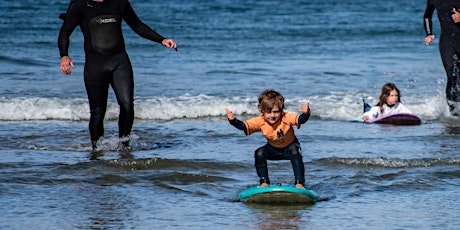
top-left (259, 183), bottom-right (270, 188)
top-left (295, 183), bottom-right (304, 189)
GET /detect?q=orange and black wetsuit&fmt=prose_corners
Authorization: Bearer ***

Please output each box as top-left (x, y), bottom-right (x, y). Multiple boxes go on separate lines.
top-left (229, 112), bottom-right (310, 186)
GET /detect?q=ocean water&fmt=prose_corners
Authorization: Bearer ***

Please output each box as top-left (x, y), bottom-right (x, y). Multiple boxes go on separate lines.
top-left (1, 0), bottom-right (459, 229)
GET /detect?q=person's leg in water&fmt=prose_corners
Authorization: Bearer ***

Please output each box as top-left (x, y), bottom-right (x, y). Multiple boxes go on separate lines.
top-left (254, 142), bottom-right (305, 188)
top-left (110, 52), bottom-right (135, 150)
top-left (439, 37), bottom-right (460, 116)
top-left (84, 61), bottom-right (110, 150)
top-left (447, 53), bottom-right (460, 116)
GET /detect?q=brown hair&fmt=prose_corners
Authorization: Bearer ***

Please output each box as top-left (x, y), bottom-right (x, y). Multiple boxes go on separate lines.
top-left (376, 83), bottom-right (401, 112)
top-left (257, 89), bottom-right (285, 113)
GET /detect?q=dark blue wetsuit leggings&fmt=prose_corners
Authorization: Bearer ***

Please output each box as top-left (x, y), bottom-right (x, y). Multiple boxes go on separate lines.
top-left (439, 35), bottom-right (460, 114)
top-left (254, 141), bottom-right (305, 186)
top-left (84, 51), bottom-right (134, 149)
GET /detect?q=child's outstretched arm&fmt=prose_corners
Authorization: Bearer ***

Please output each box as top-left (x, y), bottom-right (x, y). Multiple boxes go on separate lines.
top-left (298, 100), bottom-right (311, 125)
top-left (224, 108), bottom-right (247, 131)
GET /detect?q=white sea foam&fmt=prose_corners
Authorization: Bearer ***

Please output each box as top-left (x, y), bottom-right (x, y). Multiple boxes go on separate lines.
top-left (0, 92), bottom-right (447, 121)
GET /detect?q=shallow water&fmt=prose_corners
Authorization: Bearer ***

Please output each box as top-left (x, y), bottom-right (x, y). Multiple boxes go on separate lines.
top-left (1, 0), bottom-right (460, 229)
top-left (1, 118), bottom-right (459, 229)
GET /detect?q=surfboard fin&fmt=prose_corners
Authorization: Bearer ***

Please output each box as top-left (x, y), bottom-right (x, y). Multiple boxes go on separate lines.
top-left (362, 98), bottom-right (371, 113)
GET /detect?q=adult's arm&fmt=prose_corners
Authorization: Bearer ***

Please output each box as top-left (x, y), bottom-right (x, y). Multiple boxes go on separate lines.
top-left (122, 2), bottom-right (166, 43)
top-left (423, 0), bottom-right (436, 36)
top-left (57, 1), bottom-right (83, 57)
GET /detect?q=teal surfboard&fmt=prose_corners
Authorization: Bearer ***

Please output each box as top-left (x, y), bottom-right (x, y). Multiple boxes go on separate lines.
top-left (238, 185), bottom-right (319, 204)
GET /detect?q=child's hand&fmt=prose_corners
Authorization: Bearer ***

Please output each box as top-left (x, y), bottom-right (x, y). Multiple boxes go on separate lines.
top-left (224, 108), bottom-right (234, 120)
top-left (300, 100), bottom-right (310, 114)
top-left (362, 115), bottom-right (369, 121)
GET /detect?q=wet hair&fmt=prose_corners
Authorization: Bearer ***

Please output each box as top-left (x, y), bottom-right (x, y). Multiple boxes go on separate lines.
top-left (376, 83), bottom-right (401, 112)
top-left (257, 89), bottom-right (285, 113)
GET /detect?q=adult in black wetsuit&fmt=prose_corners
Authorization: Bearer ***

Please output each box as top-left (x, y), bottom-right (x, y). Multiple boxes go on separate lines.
top-left (424, 0), bottom-right (460, 116)
top-left (58, 0), bottom-right (177, 150)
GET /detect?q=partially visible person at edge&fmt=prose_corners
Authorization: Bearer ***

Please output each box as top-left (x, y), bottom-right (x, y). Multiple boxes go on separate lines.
top-left (424, 0), bottom-right (460, 116)
top-left (225, 89), bottom-right (311, 189)
top-left (362, 83), bottom-right (412, 121)
top-left (58, 0), bottom-right (177, 151)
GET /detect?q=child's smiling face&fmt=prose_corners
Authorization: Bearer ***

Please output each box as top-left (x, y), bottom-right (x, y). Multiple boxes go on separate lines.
top-left (386, 89), bottom-right (399, 106)
top-left (263, 105), bottom-right (282, 125)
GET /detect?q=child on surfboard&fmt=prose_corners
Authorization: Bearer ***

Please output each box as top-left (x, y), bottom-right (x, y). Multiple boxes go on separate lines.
top-left (362, 83), bottom-right (412, 121)
top-left (225, 89), bottom-right (311, 189)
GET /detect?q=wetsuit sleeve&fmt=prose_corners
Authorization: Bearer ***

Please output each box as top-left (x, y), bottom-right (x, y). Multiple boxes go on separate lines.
top-left (57, 0), bottom-right (83, 57)
top-left (362, 106), bottom-right (381, 120)
top-left (122, 1), bottom-right (166, 43)
top-left (228, 118), bottom-right (247, 132)
top-left (298, 111), bottom-right (310, 125)
top-left (58, 0), bottom-right (76, 20)
top-left (423, 0), bottom-right (435, 36)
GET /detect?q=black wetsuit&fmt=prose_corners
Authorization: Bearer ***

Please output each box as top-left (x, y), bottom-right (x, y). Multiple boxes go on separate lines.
top-left (229, 113), bottom-right (310, 186)
top-left (424, 0), bottom-right (460, 115)
top-left (58, 0), bottom-right (166, 148)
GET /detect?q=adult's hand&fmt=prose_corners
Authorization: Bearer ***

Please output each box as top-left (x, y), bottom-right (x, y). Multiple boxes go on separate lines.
top-left (162, 38), bottom-right (177, 51)
top-left (452, 8), bottom-right (460, 23)
top-left (60, 56), bottom-right (75, 75)
top-left (424, 35), bottom-right (435, 46)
